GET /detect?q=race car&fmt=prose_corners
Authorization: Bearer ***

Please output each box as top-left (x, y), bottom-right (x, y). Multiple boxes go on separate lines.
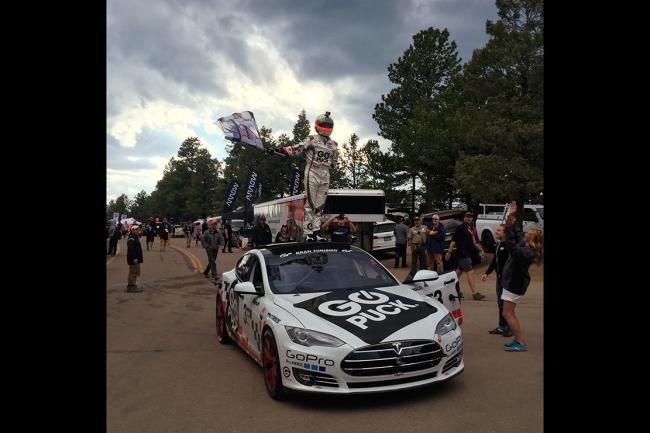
top-left (215, 242), bottom-right (464, 399)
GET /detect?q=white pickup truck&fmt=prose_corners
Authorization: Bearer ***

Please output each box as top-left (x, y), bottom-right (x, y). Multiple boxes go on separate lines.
top-left (476, 203), bottom-right (544, 252)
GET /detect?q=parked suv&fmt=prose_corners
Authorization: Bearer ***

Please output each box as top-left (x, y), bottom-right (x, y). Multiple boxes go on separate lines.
top-left (372, 219), bottom-right (396, 253)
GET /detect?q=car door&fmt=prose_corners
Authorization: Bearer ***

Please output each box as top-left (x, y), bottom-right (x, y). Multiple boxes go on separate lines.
top-left (240, 255), bottom-right (267, 358)
top-left (410, 271), bottom-right (463, 325)
top-left (228, 253), bottom-right (256, 342)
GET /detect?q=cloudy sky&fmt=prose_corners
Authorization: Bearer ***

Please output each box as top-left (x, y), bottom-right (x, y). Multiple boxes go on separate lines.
top-left (107, 0), bottom-right (498, 202)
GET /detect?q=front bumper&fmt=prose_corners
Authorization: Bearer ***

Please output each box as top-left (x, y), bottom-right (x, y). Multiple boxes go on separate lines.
top-left (279, 331), bottom-right (463, 394)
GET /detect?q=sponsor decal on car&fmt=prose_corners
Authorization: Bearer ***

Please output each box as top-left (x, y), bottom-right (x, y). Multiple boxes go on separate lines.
top-left (293, 289), bottom-right (437, 344)
top-left (445, 336), bottom-right (462, 353)
top-left (286, 350), bottom-right (335, 367)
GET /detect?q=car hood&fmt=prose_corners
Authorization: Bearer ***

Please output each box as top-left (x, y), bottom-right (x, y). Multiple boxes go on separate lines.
top-left (273, 285), bottom-right (447, 349)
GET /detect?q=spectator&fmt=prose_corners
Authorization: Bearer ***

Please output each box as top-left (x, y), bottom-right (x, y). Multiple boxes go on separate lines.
top-left (445, 211), bottom-right (486, 300)
top-left (194, 223), bottom-right (202, 246)
top-left (426, 214), bottom-right (445, 273)
top-left (501, 204), bottom-right (544, 352)
top-left (145, 223), bottom-right (156, 251)
top-left (393, 217), bottom-right (409, 268)
top-left (322, 214), bottom-right (357, 243)
top-left (126, 225), bottom-right (143, 292)
top-left (222, 219), bottom-right (234, 253)
top-left (481, 224), bottom-right (512, 337)
top-left (251, 216), bottom-right (272, 247)
top-left (158, 219), bottom-right (170, 252)
top-left (407, 216), bottom-right (428, 278)
top-left (107, 222), bottom-right (120, 256)
top-left (183, 223), bottom-right (192, 248)
top-left (275, 224), bottom-right (291, 243)
top-left (201, 219), bottom-right (224, 280)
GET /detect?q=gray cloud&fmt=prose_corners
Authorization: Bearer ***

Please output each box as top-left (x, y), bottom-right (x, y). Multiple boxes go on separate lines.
top-left (107, 130), bottom-right (178, 171)
top-left (107, 0), bottom-right (499, 199)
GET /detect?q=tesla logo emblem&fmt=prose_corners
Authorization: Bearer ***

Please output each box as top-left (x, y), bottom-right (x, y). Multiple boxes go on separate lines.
top-left (392, 342), bottom-right (403, 355)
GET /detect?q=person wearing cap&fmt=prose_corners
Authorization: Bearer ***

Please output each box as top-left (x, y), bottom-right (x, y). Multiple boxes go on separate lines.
top-left (445, 211), bottom-right (486, 300)
top-left (201, 219), bottom-right (224, 280)
top-left (251, 215), bottom-right (272, 247)
top-left (407, 216), bottom-right (429, 278)
top-left (276, 111), bottom-right (339, 242)
top-left (126, 225), bottom-right (143, 292)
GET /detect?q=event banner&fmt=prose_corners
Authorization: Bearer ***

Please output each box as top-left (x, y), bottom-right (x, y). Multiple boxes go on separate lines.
top-left (223, 180), bottom-right (241, 214)
top-left (290, 168), bottom-right (301, 196)
top-left (243, 170), bottom-right (259, 209)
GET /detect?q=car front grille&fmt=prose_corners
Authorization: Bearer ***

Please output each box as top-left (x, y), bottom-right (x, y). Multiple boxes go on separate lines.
top-left (442, 350), bottom-right (463, 374)
top-left (341, 340), bottom-right (443, 377)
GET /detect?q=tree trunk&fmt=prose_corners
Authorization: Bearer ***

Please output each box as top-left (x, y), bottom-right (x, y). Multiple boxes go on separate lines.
top-left (411, 174), bottom-right (416, 218)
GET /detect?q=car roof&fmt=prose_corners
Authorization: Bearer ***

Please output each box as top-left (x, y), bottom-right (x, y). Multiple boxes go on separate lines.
top-left (260, 242), bottom-right (357, 256)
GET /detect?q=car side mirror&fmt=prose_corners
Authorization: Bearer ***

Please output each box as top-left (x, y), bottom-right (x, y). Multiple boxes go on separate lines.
top-left (234, 281), bottom-right (263, 295)
top-left (411, 270), bottom-right (439, 282)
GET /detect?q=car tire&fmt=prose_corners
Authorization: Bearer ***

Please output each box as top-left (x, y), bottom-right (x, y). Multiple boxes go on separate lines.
top-left (215, 294), bottom-right (231, 344)
top-left (262, 328), bottom-right (285, 400)
top-left (481, 231), bottom-right (495, 253)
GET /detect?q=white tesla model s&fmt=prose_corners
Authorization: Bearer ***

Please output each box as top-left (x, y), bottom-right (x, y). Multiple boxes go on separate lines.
top-left (215, 242), bottom-right (464, 399)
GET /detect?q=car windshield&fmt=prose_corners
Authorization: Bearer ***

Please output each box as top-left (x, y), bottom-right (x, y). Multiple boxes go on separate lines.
top-left (265, 250), bottom-right (399, 294)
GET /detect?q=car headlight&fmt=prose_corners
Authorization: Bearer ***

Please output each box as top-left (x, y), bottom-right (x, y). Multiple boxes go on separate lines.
top-left (435, 313), bottom-right (457, 336)
top-left (285, 326), bottom-right (345, 347)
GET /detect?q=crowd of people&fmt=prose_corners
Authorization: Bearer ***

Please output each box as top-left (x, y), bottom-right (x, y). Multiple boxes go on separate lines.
top-left (392, 201), bottom-right (543, 352)
top-left (107, 200), bottom-right (543, 352)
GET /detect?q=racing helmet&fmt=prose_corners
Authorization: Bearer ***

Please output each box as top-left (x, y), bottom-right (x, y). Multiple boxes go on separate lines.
top-left (314, 111), bottom-right (334, 137)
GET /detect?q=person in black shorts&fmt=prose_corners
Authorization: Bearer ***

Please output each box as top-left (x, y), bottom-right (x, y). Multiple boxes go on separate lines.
top-left (445, 211), bottom-right (486, 300)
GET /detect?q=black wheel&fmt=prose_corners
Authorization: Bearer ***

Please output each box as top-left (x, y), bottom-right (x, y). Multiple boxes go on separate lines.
top-left (215, 294), bottom-right (231, 344)
top-left (262, 329), bottom-right (285, 400)
top-left (481, 231), bottom-right (495, 253)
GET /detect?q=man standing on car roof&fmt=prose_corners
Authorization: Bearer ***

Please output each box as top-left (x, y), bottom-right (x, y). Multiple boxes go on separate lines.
top-left (276, 112), bottom-right (338, 242)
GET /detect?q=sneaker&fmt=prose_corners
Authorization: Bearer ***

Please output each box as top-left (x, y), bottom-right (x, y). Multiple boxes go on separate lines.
top-left (505, 341), bottom-right (528, 352)
top-left (504, 339), bottom-right (518, 347)
top-left (488, 327), bottom-right (505, 335)
top-left (131, 286), bottom-right (143, 293)
top-left (472, 292), bottom-right (486, 300)
top-left (204, 273), bottom-right (211, 278)
top-left (502, 329), bottom-right (513, 337)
